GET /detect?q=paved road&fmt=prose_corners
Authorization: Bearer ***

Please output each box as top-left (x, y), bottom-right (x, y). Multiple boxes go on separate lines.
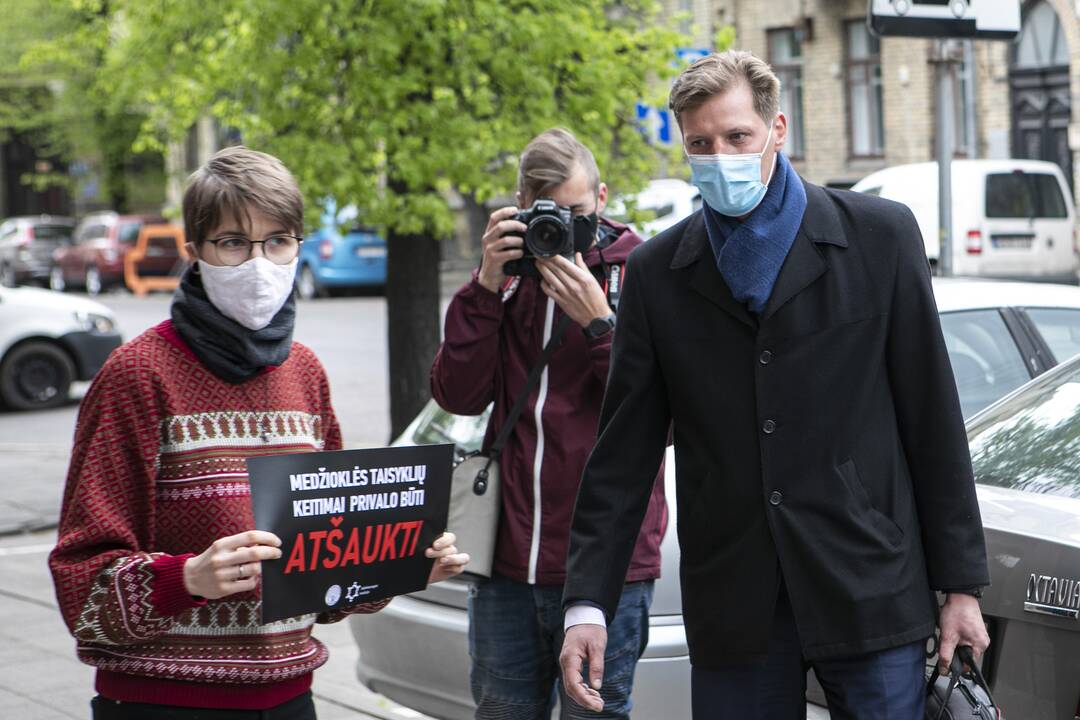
top-left (0, 289), bottom-right (446, 719)
top-left (0, 292), bottom-right (395, 534)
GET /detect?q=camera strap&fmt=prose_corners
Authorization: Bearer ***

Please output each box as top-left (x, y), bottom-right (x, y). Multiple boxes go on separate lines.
top-left (486, 313), bottom-right (574, 462)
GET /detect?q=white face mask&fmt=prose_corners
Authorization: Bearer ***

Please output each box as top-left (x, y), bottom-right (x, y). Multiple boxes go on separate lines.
top-left (198, 257), bottom-right (297, 331)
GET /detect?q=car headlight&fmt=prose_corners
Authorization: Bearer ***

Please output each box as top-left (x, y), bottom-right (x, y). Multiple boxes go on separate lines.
top-left (74, 310), bottom-right (116, 334)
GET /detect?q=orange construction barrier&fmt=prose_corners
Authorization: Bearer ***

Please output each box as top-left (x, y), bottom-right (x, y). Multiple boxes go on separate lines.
top-left (124, 224), bottom-right (188, 296)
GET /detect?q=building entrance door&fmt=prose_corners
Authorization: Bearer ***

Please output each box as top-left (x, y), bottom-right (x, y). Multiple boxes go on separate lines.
top-left (1010, 0), bottom-right (1073, 186)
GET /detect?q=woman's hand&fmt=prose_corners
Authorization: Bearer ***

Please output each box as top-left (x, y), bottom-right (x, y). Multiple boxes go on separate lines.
top-left (183, 530), bottom-right (283, 600)
top-left (426, 532), bottom-right (470, 584)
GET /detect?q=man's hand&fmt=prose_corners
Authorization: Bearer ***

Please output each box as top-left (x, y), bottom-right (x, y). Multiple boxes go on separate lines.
top-left (937, 593), bottom-right (990, 673)
top-left (536, 253), bottom-right (611, 328)
top-left (425, 532), bottom-right (470, 584)
top-left (477, 207), bottom-right (526, 294)
top-left (559, 623), bottom-right (607, 712)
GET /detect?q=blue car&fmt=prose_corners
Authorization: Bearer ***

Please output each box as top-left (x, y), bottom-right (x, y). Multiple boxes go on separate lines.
top-left (296, 203), bottom-right (386, 299)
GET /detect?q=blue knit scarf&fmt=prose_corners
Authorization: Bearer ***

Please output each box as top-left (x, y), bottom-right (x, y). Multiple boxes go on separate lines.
top-left (702, 152), bottom-right (808, 314)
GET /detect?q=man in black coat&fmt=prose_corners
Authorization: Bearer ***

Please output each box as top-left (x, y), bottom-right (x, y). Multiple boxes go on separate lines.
top-left (558, 50), bottom-right (991, 718)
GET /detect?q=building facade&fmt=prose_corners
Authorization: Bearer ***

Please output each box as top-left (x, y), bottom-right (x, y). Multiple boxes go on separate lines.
top-left (664, 0), bottom-right (1080, 204)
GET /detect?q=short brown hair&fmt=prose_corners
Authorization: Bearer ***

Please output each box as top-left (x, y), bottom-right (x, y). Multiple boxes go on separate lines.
top-left (182, 145), bottom-right (303, 245)
top-left (517, 128), bottom-right (600, 203)
top-left (669, 50), bottom-right (781, 125)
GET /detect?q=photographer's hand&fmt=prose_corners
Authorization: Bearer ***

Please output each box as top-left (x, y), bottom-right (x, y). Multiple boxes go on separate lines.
top-left (536, 253), bottom-right (611, 327)
top-left (477, 206), bottom-right (526, 294)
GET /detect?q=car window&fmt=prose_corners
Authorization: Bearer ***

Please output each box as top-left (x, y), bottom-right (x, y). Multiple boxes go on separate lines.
top-left (858, 185), bottom-right (883, 197)
top-left (985, 172), bottom-right (1068, 219)
top-left (79, 224), bottom-right (109, 243)
top-left (968, 359), bottom-right (1080, 498)
top-left (939, 309), bottom-right (1032, 419)
top-left (410, 403), bottom-right (489, 456)
top-left (118, 222), bottom-right (143, 245)
top-left (33, 225), bottom-right (74, 244)
top-left (1025, 308), bottom-right (1080, 364)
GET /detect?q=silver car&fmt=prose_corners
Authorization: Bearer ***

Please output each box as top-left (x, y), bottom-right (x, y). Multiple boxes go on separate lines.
top-left (351, 279), bottom-right (1080, 719)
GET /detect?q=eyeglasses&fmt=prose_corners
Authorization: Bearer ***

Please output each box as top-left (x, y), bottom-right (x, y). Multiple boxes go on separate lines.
top-left (205, 234), bottom-right (304, 266)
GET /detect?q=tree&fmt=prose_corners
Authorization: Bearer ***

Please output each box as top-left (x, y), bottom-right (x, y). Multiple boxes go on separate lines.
top-left (99, 0), bottom-right (688, 438)
top-left (7, 0), bottom-right (164, 213)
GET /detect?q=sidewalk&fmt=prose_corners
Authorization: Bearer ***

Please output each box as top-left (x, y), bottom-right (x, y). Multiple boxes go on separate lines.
top-left (0, 529), bottom-right (435, 719)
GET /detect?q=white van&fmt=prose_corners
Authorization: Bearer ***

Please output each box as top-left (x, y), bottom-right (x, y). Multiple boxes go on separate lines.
top-left (851, 159), bottom-right (1079, 282)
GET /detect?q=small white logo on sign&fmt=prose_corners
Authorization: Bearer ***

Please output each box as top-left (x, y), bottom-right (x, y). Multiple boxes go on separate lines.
top-left (325, 584), bottom-right (342, 606)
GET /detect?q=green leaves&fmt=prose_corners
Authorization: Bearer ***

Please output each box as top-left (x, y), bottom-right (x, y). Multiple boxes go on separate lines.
top-left (22, 0), bottom-right (695, 232)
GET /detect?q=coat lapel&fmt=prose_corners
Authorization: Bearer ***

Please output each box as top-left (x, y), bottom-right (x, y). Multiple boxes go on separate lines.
top-left (760, 180), bottom-right (847, 323)
top-left (672, 212), bottom-right (757, 330)
top-left (671, 181), bottom-right (847, 329)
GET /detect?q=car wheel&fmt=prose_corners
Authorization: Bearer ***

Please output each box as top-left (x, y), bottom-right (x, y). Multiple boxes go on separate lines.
top-left (0, 263), bottom-right (15, 288)
top-left (297, 265), bottom-right (325, 300)
top-left (85, 266), bottom-right (102, 296)
top-left (0, 341), bottom-right (75, 411)
top-left (49, 266), bottom-right (66, 293)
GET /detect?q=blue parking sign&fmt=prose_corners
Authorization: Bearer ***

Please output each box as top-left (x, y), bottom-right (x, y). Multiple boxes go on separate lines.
top-left (635, 103), bottom-right (673, 146)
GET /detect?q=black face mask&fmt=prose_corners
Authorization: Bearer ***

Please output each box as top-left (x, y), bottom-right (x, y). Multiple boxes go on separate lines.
top-left (573, 213), bottom-right (599, 253)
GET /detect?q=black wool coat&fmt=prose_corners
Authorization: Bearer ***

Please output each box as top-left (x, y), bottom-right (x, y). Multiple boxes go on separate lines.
top-left (564, 180), bottom-right (991, 668)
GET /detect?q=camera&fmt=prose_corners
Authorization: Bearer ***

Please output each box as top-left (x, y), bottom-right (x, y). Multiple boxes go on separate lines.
top-left (503, 198), bottom-right (574, 278)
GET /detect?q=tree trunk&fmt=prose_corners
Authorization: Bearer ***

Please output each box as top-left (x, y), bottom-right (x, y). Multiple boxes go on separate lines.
top-left (386, 225), bottom-right (442, 441)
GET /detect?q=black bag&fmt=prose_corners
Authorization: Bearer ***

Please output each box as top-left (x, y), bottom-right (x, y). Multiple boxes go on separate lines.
top-left (447, 315), bottom-right (572, 577)
top-left (926, 646), bottom-right (1002, 720)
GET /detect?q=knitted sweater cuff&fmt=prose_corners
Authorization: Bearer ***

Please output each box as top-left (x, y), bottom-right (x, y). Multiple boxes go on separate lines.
top-left (150, 553), bottom-right (206, 616)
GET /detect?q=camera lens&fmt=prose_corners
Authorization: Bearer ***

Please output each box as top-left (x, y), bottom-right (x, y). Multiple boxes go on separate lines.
top-left (527, 217), bottom-right (566, 257)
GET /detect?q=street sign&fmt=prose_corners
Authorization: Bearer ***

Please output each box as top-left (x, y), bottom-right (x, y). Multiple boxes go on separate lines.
top-left (636, 102), bottom-right (673, 146)
top-left (868, 0), bottom-right (1020, 40)
top-left (676, 47), bottom-right (711, 65)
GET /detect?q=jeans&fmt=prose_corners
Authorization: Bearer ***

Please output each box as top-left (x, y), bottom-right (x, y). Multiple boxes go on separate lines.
top-left (690, 585), bottom-right (927, 720)
top-left (90, 692), bottom-right (316, 720)
top-left (468, 573), bottom-right (654, 720)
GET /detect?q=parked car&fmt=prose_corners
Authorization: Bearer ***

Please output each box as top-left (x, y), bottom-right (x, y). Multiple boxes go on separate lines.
top-left (0, 284), bottom-right (121, 410)
top-left (295, 202), bottom-right (386, 299)
top-left (851, 159), bottom-right (1080, 282)
top-left (0, 215), bottom-right (75, 288)
top-left (349, 277), bottom-right (1080, 719)
top-left (607, 178), bottom-right (701, 240)
top-left (964, 353), bottom-right (1080, 718)
top-left (50, 212), bottom-right (173, 295)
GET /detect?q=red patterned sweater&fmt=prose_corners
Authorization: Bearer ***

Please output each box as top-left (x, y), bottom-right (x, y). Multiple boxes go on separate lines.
top-left (49, 320), bottom-right (389, 710)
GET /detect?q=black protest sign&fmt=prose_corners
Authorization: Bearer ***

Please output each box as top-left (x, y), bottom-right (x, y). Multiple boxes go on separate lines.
top-left (247, 444), bottom-right (454, 623)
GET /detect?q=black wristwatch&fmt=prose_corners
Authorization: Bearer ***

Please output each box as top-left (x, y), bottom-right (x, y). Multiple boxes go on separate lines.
top-left (947, 586), bottom-right (984, 599)
top-left (584, 313), bottom-right (616, 339)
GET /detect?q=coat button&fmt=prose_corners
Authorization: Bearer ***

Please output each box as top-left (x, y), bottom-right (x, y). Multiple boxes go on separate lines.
top-left (769, 491), bottom-right (783, 506)
top-left (759, 350), bottom-right (773, 365)
top-left (762, 419), bottom-right (776, 434)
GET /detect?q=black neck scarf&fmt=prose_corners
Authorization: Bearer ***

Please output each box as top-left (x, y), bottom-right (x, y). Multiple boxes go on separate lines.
top-left (170, 264), bottom-right (296, 384)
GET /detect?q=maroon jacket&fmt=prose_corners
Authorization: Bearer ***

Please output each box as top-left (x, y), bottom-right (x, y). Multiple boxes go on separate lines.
top-left (431, 219), bottom-right (667, 586)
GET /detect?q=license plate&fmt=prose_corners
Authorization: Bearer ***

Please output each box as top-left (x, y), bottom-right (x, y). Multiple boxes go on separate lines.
top-left (355, 246), bottom-right (386, 258)
top-left (990, 235), bottom-right (1033, 249)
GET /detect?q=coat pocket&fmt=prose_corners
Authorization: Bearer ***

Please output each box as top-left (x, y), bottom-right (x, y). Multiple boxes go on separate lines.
top-left (836, 458), bottom-right (904, 548)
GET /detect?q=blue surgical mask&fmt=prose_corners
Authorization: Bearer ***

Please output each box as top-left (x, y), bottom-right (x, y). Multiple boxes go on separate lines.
top-left (687, 125), bottom-right (776, 217)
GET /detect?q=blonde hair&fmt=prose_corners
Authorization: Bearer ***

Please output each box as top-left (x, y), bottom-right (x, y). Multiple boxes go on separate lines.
top-left (182, 145), bottom-right (304, 246)
top-left (669, 50), bottom-right (781, 125)
top-left (517, 128), bottom-right (600, 203)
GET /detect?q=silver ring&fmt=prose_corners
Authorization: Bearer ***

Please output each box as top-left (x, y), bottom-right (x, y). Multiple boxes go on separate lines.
top-left (236, 564), bottom-right (246, 581)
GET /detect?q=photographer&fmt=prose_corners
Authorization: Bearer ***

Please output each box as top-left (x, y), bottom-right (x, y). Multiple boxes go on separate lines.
top-left (430, 128), bottom-right (666, 719)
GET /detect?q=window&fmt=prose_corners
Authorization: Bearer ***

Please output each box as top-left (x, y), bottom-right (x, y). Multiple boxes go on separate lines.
top-left (985, 173), bottom-right (1067, 219)
top-left (846, 21), bottom-right (884, 158)
top-left (952, 42), bottom-right (975, 157)
top-left (118, 222), bottom-right (143, 245)
top-left (968, 360), bottom-right (1080, 498)
top-left (768, 28), bottom-right (805, 159)
top-left (938, 309), bottom-right (1032, 419)
top-left (1026, 308), bottom-right (1080, 363)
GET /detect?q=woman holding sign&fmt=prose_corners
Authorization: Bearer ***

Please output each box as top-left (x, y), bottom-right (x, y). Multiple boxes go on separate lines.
top-left (49, 146), bottom-right (469, 720)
